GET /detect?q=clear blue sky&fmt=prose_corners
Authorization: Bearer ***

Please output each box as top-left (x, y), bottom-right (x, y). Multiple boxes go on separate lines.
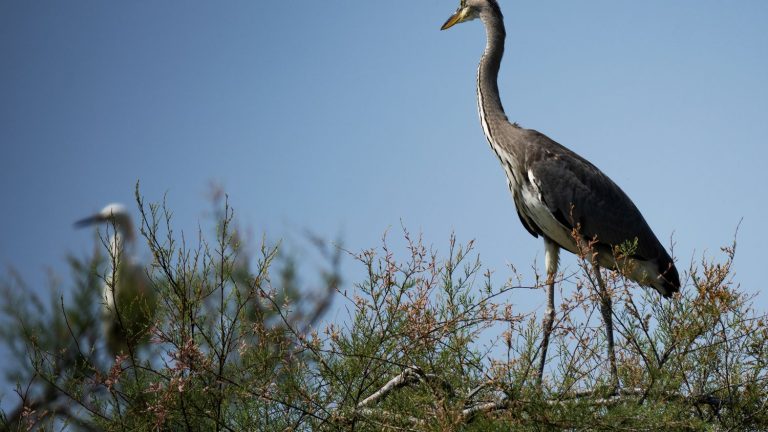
top-left (0, 0), bottom-right (766, 394)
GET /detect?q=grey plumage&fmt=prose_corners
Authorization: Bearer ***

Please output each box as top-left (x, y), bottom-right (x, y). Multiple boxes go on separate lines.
top-left (503, 128), bottom-right (679, 296)
top-left (443, 0), bottom-right (680, 296)
top-left (441, 0), bottom-right (680, 386)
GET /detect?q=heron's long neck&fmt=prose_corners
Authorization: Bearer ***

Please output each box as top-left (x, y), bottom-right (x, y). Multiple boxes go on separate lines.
top-left (105, 227), bottom-right (133, 306)
top-left (108, 224), bottom-right (134, 271)
top-left (109, 230), bottom-right (125, 262)
top-left (104, 231), bottom-right (123, 308)
top-left (109, 220), bottom-right (135, 261)
top-left (477, 11), bottom-right (508, 137)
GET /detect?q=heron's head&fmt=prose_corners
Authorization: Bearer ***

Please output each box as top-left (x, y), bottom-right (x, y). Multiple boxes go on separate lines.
top-left (75, 203), bottom-right (134, 240)
top-left (441, 0), bottom-right (499, 30)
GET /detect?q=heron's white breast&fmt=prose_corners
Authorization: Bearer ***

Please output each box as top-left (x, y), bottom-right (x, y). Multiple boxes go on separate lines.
top-left (521, 170), bottom-right (577, 253)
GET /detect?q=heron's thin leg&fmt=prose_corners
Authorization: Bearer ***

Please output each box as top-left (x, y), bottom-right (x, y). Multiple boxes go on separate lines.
top-left (592, 265), bottom-right (618, 390)
top-left (537, 240), bottom-right (559, 387)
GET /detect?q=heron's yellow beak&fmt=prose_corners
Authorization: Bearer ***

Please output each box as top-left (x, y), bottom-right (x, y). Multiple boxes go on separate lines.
top-left (441, 7), bottom-right (470, 30)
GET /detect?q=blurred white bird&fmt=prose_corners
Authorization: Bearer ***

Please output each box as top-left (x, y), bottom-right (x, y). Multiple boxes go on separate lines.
top-left (75, 203), bottom-right (157, 356)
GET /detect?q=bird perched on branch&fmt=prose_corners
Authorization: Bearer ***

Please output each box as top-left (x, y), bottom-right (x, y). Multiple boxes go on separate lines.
top-left (76, 203), bottom-right (157, 356)
top-left (440, 0), bottom-right (680, 386)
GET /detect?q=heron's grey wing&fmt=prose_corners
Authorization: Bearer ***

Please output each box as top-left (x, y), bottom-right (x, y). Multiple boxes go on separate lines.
top-left (526, 131), bottom-right (667, 263)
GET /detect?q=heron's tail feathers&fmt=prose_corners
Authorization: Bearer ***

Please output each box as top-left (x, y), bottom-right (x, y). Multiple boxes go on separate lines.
top-left (654, 259), bottom-right (681, 298)
top-left (625, 255), bottom-right (680, 298)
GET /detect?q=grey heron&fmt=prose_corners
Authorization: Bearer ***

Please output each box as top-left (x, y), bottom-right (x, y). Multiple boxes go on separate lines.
top-left (440, 0), bottom-right (680, 386)
top-left (75, 203), bottom-right (157, 356)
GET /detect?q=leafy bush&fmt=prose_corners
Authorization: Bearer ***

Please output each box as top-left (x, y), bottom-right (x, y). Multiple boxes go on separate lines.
top-left (2, 193), bottom-right (766, 431)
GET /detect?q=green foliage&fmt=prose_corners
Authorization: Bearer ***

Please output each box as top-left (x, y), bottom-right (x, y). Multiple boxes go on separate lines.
top-left (1, 196), bottom-right (766, 431)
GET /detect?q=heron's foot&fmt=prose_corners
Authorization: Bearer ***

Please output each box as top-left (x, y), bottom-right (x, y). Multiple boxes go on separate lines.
top-left (602, 374), bottom-right (620, 398)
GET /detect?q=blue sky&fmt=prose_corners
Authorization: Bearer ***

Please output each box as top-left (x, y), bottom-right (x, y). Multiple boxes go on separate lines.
top-left (1, 0), bottom-right (766, 397)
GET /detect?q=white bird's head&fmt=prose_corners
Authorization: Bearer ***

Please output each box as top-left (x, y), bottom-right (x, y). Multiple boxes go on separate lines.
top-left (75, 203), bottom-right (136, 243)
